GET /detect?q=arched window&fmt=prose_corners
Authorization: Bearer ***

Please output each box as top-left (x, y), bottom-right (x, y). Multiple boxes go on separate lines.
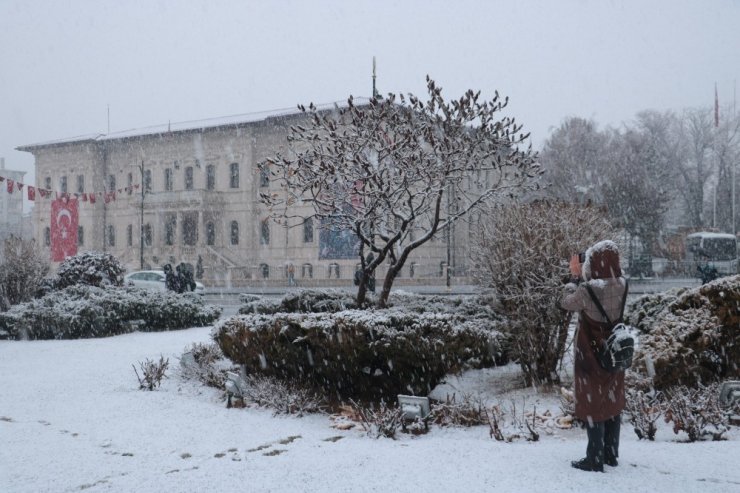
top-left (328, 263), bottom-right (340, 279)
top-left (230, 221), bottom-right (239, 245)
top-left (206, 164), bottom-right (216, 190)
top-left (260, 263), bottom-right (270, 279)
top-left (302, 263), bottom-right (313, 279)
top-left (409, 262), bottom-right (417, 278)
top-left (229, 162), bottom-right (239, 188)
top-left (206, 222), bottom-right (216, 246)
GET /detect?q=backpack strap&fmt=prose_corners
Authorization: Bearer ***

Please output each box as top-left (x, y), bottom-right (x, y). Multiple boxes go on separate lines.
top-left (584, 279), bottom-right (629, 326)
top-left (584, 283), bottom-right (613, 326)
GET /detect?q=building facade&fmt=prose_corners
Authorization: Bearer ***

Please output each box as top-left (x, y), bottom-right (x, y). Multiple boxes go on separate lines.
top-left (0, 157), bottom-right (32, 246)
top-left (18, 105), bottom-right (471, 287)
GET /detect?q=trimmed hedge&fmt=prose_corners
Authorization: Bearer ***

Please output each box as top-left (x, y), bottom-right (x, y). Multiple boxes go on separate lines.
top-left (213, 309), bottom-right (507, 401)
top-left (238, 289), bottom-right (359, 315)
top-left (0, 285), bottom-right (222, 340)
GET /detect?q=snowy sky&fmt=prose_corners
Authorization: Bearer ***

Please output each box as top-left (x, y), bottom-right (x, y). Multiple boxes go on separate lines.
top-left (1, 0), bottom-right (739, 189)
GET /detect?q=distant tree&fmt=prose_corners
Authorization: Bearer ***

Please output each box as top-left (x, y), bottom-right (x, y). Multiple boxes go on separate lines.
top-left (601, 111), bottom-right (677, 264)
top-left (711, 107), bottom-right (740, 233)
top-left (0, 237), bottom-right (49, 311)
top-left (674, 108), bottom-right (715, 229)
top-left (539, 117), bottom-right (610, 203)
top-left (261, 77), bottom-right (540, 307)
top-left (470, 201), bottom-right (615, 386)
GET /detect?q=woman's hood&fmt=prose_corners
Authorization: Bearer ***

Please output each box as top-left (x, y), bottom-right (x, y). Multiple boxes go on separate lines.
top-left (582, 240), bottom-right (622, 280)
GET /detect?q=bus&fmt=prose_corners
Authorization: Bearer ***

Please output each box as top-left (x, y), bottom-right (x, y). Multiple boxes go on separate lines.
top-left (684, 232), bottom-right (738, 277)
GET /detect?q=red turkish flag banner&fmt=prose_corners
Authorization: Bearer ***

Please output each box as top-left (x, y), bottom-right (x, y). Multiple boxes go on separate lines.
top-left (7, 179), bottom-right (14, 193)
top-left (51, 198), bottom-right (79, 261)
top-left (27, 186), bottom-right (36, 201)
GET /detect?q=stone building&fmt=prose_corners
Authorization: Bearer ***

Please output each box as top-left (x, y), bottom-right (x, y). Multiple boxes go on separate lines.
top-left (0, 157), bottom-right (32, 246)
top-left (17, 103), bottom-right (471, 287)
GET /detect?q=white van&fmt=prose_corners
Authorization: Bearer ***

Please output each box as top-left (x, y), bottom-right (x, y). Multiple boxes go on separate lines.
top-left (684, 232), bottom-right (738, 276)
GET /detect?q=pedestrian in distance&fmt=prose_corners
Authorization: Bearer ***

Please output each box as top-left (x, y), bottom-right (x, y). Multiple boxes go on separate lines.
top-left (561, 240), bottom-right (628, 472)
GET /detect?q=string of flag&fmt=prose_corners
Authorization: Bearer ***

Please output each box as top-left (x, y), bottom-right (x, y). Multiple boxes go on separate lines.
top-left (0, 175), bottom-right (139, 204)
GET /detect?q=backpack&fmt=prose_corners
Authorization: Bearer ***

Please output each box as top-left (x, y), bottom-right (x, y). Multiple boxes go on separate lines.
top-left (584, 280), bottom-right (636, 373)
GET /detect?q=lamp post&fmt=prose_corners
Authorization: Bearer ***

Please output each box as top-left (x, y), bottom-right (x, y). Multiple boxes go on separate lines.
top-left (138, 159), bottom-right (145, 270)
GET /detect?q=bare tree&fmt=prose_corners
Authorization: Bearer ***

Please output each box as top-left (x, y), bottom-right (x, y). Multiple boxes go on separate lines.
top-left (470, 201), bottom-right (615, 386)
top-left (261, 77), bottom-right (540, 307)
top-left (674, 108), bottom-right (715, 229)
top-left (0, 236), bottom-right (49, 311)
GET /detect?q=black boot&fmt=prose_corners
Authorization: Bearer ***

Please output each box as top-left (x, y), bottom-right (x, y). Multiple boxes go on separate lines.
top-left (571, 457), bottom-right (604, 472)
top-left (572, 421), bottom-right (605, 472)
top-left (604, 414), bottom-right (621, 467)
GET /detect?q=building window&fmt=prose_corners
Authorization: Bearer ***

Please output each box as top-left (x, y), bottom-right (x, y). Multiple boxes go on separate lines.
top-left (260, 219), bottom-right (270, 245)
top-left (60, 176), bottom-right (67, 193)
top-left (107, 225), bottom-right (116, 247)
top-left (259, 165), bottom-right (269, 187)
top-left (328, 263), bottom-right (340, 279)
top-left (144, 169), bottom-right (152, 192)
top-left (127, 172), bottom-right (133, 193)
top-left (144, 223), bottom-right (152, 246)
top-left (409, 262), bottom-right (417, 278)
top-left (230, 221), bottom-right (239, 245)
top-left (77, 226), bottom-right (84, 246)
top-left (165, 216), bottom-right (176, 246)
top-left (206, 164), bottom-right (216, 190)
top-left (165, 168), bottom-right (173, 191)
top-left (182, 215), bottom-right (197, 246)
top-left (302, 263), bottom-right (313, 279)
top-left (229, 162), bottom-right (239, 188)
top-left (108, 174), bottom-right (116, 191)
top-left (44, 227), bottom-right (50, 246)
top-left (44, 177), bottom-right (51, 190)
top-left (206, 222), bottom-right (215, 246)
top-left (259, 263), bottom-right (270, 279)
top-left (127, 224), bottom-right (133, 247)
top-left (303, 217), bottom-right (314, 243)
top-left (440, 261), bottom-right (447, 277)
top-left (76, 175), bottom-right (85, 194)
top-left (185, 166), bottom-right (194, 190)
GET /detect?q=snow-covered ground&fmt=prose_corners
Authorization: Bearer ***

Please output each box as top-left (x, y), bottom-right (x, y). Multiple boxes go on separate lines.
top-left (1, 326), bottom-right (739, 493)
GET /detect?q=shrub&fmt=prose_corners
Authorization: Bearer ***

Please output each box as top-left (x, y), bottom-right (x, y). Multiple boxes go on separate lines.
top-left (0, 237), bottom-right (49, 311)
top-left (180, 343), bottom-right (231, 389)
top-left (351, 400), bottom-right (404, 439)
top-left (429, 393), bottom-right (487, 427)
top-left (625, 275), bottom-right (740, 389)
top-left (470, 201), bottom-right (615, 386)
top-left (133, 356), bottom-right (169, 390)
top-left (663, 383), bottom-right (738, 442)
top-left (0, 285), bottom-right (221, 340)
top-left (625, 387), bottom-right (662, 441)
top-left (213, 309), bottom-right (506, 401)
top-left (240, 375), bottom-right (326, 416)
top-left (52, 251), bottom-right (125, 289)
top-left (238, 289), bottom-right (359, 315)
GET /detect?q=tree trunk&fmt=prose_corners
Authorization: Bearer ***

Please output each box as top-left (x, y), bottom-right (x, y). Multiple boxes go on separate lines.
top-left (377, 265), bottom-right (401, 308)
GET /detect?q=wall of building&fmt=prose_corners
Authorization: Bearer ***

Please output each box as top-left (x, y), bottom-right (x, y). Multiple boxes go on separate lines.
top-left (23, 114), bottom-right (470, 287)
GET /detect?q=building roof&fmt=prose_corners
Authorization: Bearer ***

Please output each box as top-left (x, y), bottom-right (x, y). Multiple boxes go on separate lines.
top-left (16, 98), bottom-right (371, 151)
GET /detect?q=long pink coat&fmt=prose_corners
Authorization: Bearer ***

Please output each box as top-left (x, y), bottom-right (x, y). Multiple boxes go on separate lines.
top-left (561, 242), bottom-right (627, 424)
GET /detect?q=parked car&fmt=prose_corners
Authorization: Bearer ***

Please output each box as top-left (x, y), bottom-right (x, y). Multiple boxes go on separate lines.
top-left (124, 270), bottom-right (205, 295)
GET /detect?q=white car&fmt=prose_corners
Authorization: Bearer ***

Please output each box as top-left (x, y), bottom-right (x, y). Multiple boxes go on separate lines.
top-left (124, 270), bottom-right (205, 295)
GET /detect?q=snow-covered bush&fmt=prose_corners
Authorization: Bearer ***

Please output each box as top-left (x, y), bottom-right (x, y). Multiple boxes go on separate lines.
top-left (0, 285), bottom-right (221, 340)
top-left (238, 289), bottom-right (359, 315)
top-left (213, 309), bottom-right (507, 401)
top-left (663, 383), bottom-right (738, 442)
top-left (625, 275), bottom-right (740, 389)
top-left (351, 400), bottom-right (404, 439)
top-left (133, 355), bottom-right (169, 391)
top-left (51, 251), bottom-right (125, 290)
top-left (240, 374), bottom-right (326, 416)
top-left (0, 237), bottom-right (49, 311)
top-left (180, 342), bottom-right (232, 389)
top-left (625, 387), bottom-right (662, 441)
top-left (470, 200), bottom-right (615, 385)
top-left (429, 393), bottom-right (487, 427)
